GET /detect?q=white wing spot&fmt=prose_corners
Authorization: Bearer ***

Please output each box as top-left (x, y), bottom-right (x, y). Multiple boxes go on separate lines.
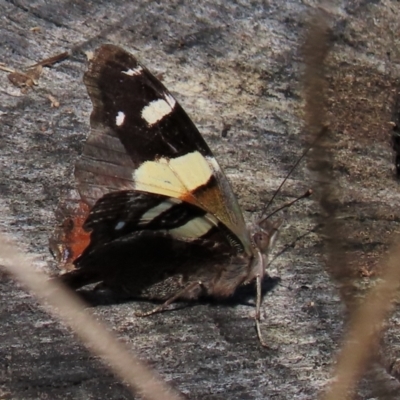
top-left (140, 199), bottom-right (181, 224)
top-left (115, 221), bottom-right (125, 230)
top-left (164, 93), bottom-right (176, 108)
top-left (116, 111), bottom-right (125, 126)
top-left (169, 215), bottom-right (215, 238)
top-left (122, 66), bottom-right (143, 76)
top-left (206, 156), bottom-right (222, 173)
top-left (141, 95), bottom-right (176, 126)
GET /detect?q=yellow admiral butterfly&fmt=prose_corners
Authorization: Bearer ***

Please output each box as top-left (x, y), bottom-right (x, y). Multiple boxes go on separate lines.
top-left (50, 44), bottom-right (281, 346)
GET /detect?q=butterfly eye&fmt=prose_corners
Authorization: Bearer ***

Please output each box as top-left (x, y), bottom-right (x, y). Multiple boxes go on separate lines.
top-left (253, 218), bottom-right (282, 253)
top-left (252, 232), bottom-right (270, 253)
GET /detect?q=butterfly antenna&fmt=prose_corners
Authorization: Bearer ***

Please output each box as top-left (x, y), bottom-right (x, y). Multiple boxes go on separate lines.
top-left (260, 126), bottom-right (327, 220)
top-left (260, 189), bottom-right (312, 223)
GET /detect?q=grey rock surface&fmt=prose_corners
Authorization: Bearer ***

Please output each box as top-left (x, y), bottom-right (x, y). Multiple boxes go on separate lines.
top-left (1, 0), bottom-right (400, 399)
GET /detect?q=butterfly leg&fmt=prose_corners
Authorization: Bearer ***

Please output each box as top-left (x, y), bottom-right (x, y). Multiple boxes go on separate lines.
top-left (135, 281), bottom-right (203, 317)
top-left (254, 251), bottom-right (269, 348)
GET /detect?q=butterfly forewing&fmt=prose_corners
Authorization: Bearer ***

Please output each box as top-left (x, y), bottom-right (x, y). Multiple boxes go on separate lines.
top-left (77, 44), bottom-right (252, 254)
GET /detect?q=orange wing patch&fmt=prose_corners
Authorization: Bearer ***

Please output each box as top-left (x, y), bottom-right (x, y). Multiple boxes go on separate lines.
top-left (50, 195), bottom-right (91, 271)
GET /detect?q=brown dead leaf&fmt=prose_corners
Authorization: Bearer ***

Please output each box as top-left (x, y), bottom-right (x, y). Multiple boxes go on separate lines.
top-left (7, 71), bottom-right (36, 88)
top-left (6, 65), bottom-right (43, 89)
top-left (48, 94), bottom-right (60, 108)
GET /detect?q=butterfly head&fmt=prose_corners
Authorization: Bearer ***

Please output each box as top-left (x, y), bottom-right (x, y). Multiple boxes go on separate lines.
top-left (252, 218), bottom-right (282, 255)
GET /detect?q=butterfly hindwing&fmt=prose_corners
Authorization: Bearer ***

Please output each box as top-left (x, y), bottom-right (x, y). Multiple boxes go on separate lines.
top-left (80, 191), bottom-right (225, 251)
top-left (63, 191), bottom-right (244, 298)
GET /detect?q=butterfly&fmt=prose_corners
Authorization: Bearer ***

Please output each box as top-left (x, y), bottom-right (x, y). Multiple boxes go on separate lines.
top-left (50, 44), bottom-right (282, 346)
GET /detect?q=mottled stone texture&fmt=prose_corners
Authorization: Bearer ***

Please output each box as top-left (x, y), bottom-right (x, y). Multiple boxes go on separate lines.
top-left (1, 1), bottom-right (400, 399)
